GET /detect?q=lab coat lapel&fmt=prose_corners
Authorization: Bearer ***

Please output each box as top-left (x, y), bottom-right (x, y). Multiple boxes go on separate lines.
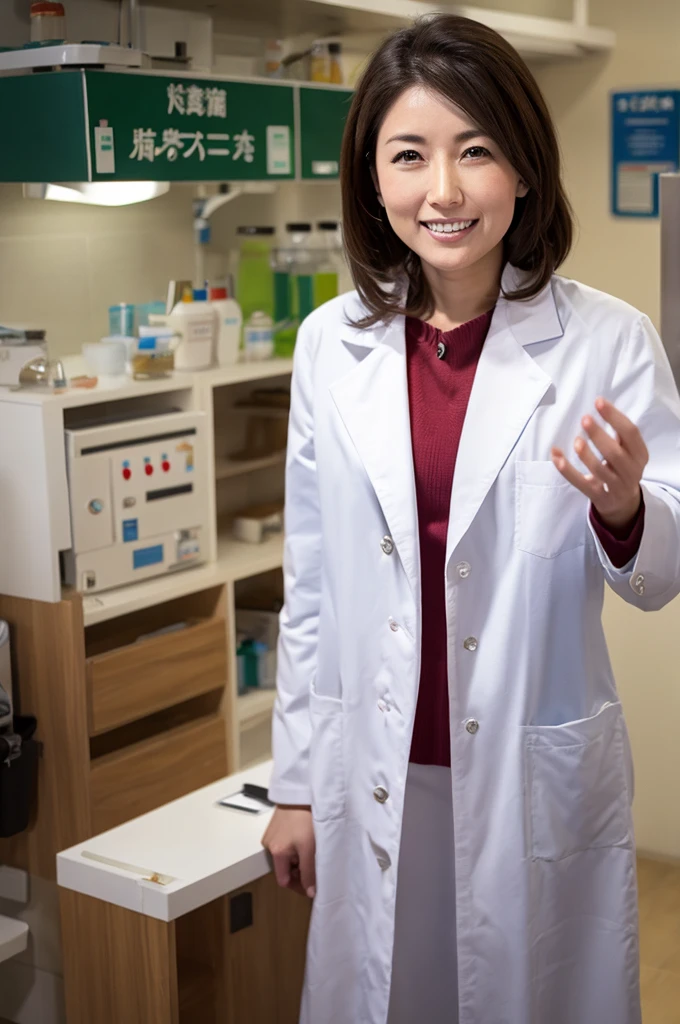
top-left (445, 267), bottom-right (563, 563)
top-left (329, 315), bottom-right (420, 600)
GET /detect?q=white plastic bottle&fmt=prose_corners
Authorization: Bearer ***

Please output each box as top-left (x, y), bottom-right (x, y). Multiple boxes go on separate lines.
top-left (170, 288), bottom-right (216, 370)
top-left (209, 285), bottom-right (243, 366)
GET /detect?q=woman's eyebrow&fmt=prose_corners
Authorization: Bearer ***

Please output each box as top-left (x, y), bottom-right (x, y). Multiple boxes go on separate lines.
top-left (384, 129), bottom-right (486, 146)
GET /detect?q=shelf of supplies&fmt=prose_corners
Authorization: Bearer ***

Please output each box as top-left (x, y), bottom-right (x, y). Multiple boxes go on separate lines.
top-left (217, 528), bottom-right (285, 582)
top-left (0, 916), bottom-right (29, 965)
top-left (215, 451), bottom-right (286, 480)
top-left (238, 688), bottom-right (277, 728)
top-left (140, 0), bottom-right (614, 60)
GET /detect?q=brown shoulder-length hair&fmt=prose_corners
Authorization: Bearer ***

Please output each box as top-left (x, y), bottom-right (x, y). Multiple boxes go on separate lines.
top-left (341, 13), bottom-right (573, 327)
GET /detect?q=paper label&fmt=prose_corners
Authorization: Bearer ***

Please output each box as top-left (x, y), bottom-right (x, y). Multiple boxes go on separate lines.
top-left (267, 125), bottom-right (291, 175)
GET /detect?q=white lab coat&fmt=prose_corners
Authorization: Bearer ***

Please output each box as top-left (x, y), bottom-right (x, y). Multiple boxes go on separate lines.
top-left (268, 264), bottom-right (680, 1024)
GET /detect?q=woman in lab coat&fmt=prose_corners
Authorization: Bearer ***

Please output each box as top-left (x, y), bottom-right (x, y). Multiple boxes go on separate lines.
top-left (263, 14), bottom-right (680, 1024)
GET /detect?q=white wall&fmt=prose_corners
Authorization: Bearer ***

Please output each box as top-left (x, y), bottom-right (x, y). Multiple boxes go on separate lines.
top-left (533, 0), bottom-right (680, 859)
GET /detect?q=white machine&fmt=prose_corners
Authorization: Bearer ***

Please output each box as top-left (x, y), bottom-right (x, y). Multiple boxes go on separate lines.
top-left (62, 410), bottom-right (209, 594)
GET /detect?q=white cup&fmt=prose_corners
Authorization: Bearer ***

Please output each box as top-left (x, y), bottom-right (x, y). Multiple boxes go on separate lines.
top-left (82, 340), bottom-right (127, 378)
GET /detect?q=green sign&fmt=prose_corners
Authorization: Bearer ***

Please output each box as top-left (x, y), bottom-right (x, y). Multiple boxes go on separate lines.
top-left (299, 87), bottom-right (353, 180)
top-left (85, 71), bottom-right (295, 182)
top-left (0, 70), bottom-right (350, 183)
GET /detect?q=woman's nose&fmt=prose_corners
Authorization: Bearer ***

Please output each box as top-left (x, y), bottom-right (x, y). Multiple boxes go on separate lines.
top-left (426, 159), bottom-right (464, 208)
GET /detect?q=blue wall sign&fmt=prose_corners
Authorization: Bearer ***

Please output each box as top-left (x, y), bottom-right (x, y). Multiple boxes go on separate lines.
top-left (612, 90), bottom-right (680, 217)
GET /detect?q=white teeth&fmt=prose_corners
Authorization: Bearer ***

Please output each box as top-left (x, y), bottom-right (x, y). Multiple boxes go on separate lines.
top-left (425, 220), bottom-right (473, 233)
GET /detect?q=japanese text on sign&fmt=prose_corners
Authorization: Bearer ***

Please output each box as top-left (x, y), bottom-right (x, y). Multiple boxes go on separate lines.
top-left (128, 82), bottom-right (255, 164)
top-left (166, 83), bottom-right (227, 118)
top-left (130, 127), bottom-right (255, 163)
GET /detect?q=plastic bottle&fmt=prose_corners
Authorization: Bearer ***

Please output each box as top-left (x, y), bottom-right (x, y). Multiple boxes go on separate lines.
top-left (286, 223), bottom-right (316, 323)
top-left (30, 2), bottom-right (66, 44)
top-left (264, 39), bottom-right (284, 78)
top-left (169, 287), bottom-right (216, 370)
top-left (310, 42), bottom-right (330, 83)
top-left (328, 42), bottom-right (343, 85)
top-left (237, 226), bottom-right (276, 325)
top-left (313, 220), bottom-right (343, 308)
top-left (244, 311), bottom-right (274, 362)
top-left (209, 285), bottom-right (243, 366)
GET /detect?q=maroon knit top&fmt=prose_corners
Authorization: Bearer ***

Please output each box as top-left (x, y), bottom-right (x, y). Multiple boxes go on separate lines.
top-left (405, 311), bottom-right (645, 768)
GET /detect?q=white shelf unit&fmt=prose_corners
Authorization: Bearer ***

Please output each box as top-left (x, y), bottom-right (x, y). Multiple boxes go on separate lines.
top-left (0, 916), bottom-right (29, 965)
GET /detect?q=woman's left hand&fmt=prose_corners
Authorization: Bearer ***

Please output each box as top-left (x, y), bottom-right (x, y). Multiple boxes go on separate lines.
top-left (551, 397), bottom-right (649, 530)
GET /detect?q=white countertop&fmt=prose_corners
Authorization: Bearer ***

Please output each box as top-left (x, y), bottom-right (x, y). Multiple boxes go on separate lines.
top-left (57, 761), bottom-right (275, 922)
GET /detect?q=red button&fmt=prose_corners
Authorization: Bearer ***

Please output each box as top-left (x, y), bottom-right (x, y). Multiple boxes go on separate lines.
top-left (145, 464), bottom-right (153, 476)
top-left (122, 467), bottom-right (131, 481)
top-left (162, 460), bottom-right (170, 472)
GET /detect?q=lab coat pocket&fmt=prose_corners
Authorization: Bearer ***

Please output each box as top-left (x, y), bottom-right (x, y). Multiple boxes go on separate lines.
top-left (309, 686), bottom-right (346, 823)
top-left (515, 460), bottom-right (587, 559)
top-left (525, 701), bottom-right (631, 862)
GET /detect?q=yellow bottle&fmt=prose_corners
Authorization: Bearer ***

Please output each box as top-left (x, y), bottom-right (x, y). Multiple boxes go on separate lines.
top-left (310, 42), bottom-right (330, 83)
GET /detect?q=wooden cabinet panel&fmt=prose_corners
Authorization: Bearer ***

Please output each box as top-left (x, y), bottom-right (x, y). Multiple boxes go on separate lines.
top-left (90, 714), bottom-right (227, 834)
top-left (87, 617), bottom-right (227, 735)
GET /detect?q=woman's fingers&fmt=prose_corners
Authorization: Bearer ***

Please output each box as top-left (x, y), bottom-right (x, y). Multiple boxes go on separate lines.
top-left (595, 397), bottom-right (649, 463)
top-left (270, 848), bottom-right (294, 888)
top-left (551, 447), bottom-right (599, 499)
top-left (298, 838), bottom-right (317, 899)
top-left (573, 437), bottom-right (615, 487)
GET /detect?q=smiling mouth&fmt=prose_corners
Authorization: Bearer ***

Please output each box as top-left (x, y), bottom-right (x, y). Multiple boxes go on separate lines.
top-left (421, 219), bottom-right (478, 234)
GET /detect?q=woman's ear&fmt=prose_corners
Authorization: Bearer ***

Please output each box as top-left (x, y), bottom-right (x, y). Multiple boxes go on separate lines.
top-left (516, 180), bottom-right (529, 198)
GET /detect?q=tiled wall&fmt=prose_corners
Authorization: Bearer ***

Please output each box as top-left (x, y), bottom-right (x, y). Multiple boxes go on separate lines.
top-left (0, 181), bottom-right (343, 360)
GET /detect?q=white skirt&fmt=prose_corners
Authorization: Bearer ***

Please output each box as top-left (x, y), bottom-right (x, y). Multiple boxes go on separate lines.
top-left (387, 763), bottom-right (459, 1024)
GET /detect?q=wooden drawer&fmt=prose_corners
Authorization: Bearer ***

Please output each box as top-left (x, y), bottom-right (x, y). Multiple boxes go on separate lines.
top-left (90, 714), bottom-right (228, 834)
top-left (87, 618), bottom-right (227, 736)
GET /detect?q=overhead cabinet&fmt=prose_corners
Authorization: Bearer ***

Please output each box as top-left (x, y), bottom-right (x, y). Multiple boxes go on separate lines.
top-left (0, 69), bottom-right (353, 183)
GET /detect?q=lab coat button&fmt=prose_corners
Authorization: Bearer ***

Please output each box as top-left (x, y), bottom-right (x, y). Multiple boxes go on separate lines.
top-left (463, 636), bottom-right (478, 652)
top-left (389, 619), bottom-right (399, 632)
top-left (373, 786), bottom-right (389, 803)
top-left (633, 573), bottom-right (645, 596)
top-left (377, 699), bottom-right (391, 713)
top-left (381, 536), bottom-right (395, 555)
top-left (465, 719), bottom-right (480, 735)
top-left (457, 562), bottom-right (471, 579)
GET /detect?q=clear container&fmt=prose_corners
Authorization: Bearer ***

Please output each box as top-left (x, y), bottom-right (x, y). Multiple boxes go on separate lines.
top-left (264, 39), bottom-right (284, 78)
top-left (237, 227), bottom-right (276, 330)
top-left (131, 332), bottom-right (176, 380)
top-left (328, 43), bottom-right (343, 85)
top-left (244, 311), bottom-right (274, 362)
top-left (108, 302), bottom-right (135, 337)
top-left (310, 41), bottom-right (330, 83)
top-left (285, 222), bottom-right (316, 323)
top-left (30, 2), bottom-right (66, 44)
top-left (209, 285), bottom-right (243, 366)
top-left (313, 220), bottom-right (343, 308)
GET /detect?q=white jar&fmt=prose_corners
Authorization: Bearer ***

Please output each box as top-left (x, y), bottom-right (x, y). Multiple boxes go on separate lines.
top-left (244, 311), bottom-right (274, 362)
top-left (209, 286), bottom-right (243, 366)
top-left (169, 289), bottom-right (216, 370)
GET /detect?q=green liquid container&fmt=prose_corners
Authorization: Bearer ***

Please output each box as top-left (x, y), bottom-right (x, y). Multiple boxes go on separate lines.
top-left (237, 226), bottom-right (275, 324)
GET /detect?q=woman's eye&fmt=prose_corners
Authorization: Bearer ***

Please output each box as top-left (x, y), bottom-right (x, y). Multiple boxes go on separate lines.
top-left (392, 150), bottom-right (422, 164)
top-left (462, 146), bottom-right (491, 160)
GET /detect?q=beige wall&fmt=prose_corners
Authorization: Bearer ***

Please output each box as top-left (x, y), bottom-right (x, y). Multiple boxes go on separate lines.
top-left (534, 0), bottom-right (680, 859)
top-left (0, 181), bottom-right (342, 360)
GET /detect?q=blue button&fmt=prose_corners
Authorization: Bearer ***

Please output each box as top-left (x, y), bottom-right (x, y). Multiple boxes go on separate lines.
top-left (122, 519), bottom-right (138, 542)
top-left (133, 544), bottom-right (164, 569)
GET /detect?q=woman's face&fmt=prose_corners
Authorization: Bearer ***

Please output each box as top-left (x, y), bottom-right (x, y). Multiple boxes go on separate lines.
top-left (373, 85), bottom-right (528, 279)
